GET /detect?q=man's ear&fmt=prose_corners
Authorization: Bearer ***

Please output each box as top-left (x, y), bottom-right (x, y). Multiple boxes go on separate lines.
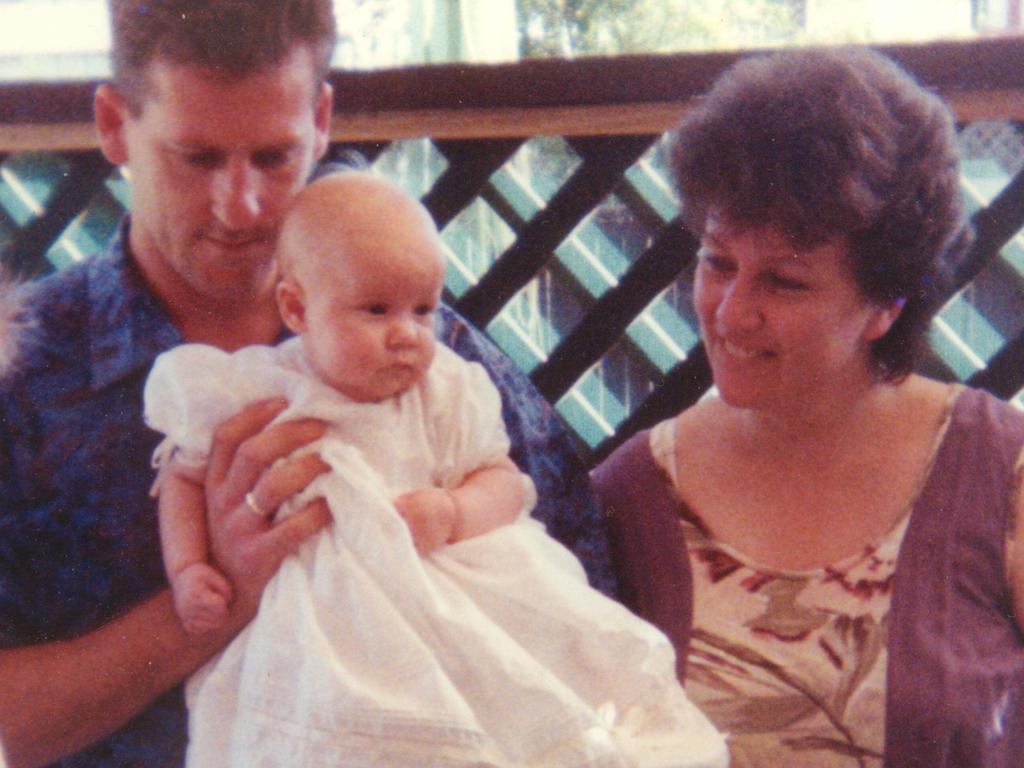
top-left (94, 84), bottom-right (131, 166)
top-left (276, 278), bottom-right (308, 335)
top-left (312, 82), bottom-right (333, 162)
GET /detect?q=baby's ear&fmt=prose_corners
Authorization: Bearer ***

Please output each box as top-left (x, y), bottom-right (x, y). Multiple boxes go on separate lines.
top-left (276, 279), bottom-right (307, 334)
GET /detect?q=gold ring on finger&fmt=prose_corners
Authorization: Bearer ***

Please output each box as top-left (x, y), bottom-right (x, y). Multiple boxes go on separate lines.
top-left (244, 491), bottom-right (269, 517)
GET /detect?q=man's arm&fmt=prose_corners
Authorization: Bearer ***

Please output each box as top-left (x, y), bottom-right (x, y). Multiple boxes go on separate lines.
top-left (0, 401), bottom-right (329, 768)
top-left (1, 591), bottom-right (229, 768)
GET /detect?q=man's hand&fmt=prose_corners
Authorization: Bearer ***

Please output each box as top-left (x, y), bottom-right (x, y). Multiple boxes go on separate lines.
top-left (204, 399), bottom-right (331, 622)
top-left (393, 488), bottom-right (458, 556)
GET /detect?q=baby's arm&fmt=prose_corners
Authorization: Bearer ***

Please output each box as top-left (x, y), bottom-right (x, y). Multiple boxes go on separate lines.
top-left (394, 456), bottom-right (526, 556)
top-left (158, 458), bottom-right (234, 634)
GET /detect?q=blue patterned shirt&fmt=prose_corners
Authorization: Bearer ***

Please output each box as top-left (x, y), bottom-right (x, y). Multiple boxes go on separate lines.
top-left (0, 220), bottom-right (613, 767)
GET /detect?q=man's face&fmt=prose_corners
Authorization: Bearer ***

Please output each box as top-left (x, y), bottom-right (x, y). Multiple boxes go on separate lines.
top-left (101, 47), bottom-right (331, 310)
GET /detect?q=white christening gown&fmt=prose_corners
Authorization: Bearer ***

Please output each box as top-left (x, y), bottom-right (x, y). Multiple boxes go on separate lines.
top-left (144, 338), bottom-right (727, 768)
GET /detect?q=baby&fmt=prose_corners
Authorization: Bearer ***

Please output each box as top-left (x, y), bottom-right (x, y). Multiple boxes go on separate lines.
top-left (145, 172), bottom-right (727, 768)
top-left (154, 171), bottom-right (526, 635)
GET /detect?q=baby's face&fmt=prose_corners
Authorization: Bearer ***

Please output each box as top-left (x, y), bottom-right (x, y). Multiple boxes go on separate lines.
top-left (300, 236), bottom-right (444, 403)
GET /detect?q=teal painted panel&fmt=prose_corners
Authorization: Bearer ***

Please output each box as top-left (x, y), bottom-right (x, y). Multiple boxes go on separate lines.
top-left (624, 298), bottom-right (699, 373)
top-left (555, 393), bottom-right (610, 448)
top-left (488, 166), bottom-right (545, 220)
top-left (486, 137), bottom-right (580, 222)
top-left (371, 138), bottom-right (448, 197)
top-left (623, 156), bottom-right (678, 223)
top-left (553, 224), bottom-right (623, 298)
top-left (484, 312), bottom-right (544, 374)
top-left (104, 171), bottom-right (131, 210)
top-left (440, 197), bottom-right (517, 296)
top-left (0, 185), bottom-right (34, 228)
top-left (555, 367), bottom-right (627, 449)
top-left (0, 153), bottom-right (70, 227)
top-left (1001, 237), bottom-right (1024, 276)
top-left (937, 292), bottom-right (1004, 362)
top-left (45, 195), bottom-right (123, 270)
top-left (960, 157), bottom-right (1011, 207)
top-left (929, 329), bottom-right (981, 380)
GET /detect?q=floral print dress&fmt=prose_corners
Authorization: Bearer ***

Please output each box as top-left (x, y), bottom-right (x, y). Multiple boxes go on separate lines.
top-left (649, 406), bottom-right (952, 768)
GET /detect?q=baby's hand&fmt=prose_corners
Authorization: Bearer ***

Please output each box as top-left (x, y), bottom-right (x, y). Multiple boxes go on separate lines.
top-left (172, 562), bottom-right (234, 634)
top-left (393, 488), bottom-right (458, 556)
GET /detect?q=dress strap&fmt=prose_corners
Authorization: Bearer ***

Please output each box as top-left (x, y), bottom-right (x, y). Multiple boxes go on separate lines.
top-left (591, 430), bottom-right (694, 681)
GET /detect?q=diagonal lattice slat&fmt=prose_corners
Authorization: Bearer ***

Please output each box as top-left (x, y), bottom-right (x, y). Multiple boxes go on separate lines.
top-left (531, 218), bottom-right (697, 402)
top-left (5, 152), bottom-right (112, 279)
top-left (426, 138), bottom-right (524, 230)
top-left (954, 163), bottom-right (1024, 291)
top-left (455, 135), bottom-right (656, 327)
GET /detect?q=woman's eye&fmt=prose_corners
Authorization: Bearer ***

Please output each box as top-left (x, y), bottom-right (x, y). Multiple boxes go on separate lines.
top-left (768, 273), bottom-right (809, 291)
top-left (698, 250), bottom-right (732, 274)
top-left (415, 304), bottom-right (436, 316)
top-left (367, 304), bottom-right (387, 315)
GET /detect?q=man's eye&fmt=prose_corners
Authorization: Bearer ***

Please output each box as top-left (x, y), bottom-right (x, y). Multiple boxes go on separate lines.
top-left (252, 149), bottom-right (290, 169)
top-left (183, 151), bottom-right (221, 170)
top-left (367, 304), bottom-right (387, 315)
top-left (415, 304), bottom-right (436, 316)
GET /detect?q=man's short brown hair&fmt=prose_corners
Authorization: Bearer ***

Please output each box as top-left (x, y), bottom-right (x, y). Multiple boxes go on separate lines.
top-left (108, 0), bottom-right (336, 112)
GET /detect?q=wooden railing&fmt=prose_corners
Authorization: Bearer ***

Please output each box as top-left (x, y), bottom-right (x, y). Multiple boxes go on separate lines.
top-left (3, 37), bottom-right (1024, 463)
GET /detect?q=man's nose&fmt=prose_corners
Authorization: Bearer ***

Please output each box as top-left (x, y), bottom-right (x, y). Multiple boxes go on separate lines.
top-left (211, 159), bottom-right (262, 230)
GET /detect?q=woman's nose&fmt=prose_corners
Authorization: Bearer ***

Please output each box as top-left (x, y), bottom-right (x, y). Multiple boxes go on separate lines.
top-left (715, 278), bottom-right (763, 332)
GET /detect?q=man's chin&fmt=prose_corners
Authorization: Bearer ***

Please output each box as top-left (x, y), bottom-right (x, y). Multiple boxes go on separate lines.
top-left (187, 265), bottom-right (277, 305)
top-left (200, 236), bottom-right (273, 264)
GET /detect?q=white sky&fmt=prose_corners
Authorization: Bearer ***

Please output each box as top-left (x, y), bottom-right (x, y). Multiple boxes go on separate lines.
top-left (0, 0), bottom-right (997, 81)
top-left (0, 0), bottom-right (109, 55)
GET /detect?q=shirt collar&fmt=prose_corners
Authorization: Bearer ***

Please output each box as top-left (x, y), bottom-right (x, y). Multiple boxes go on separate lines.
top-left (87, 218), bottom-right (182, 390)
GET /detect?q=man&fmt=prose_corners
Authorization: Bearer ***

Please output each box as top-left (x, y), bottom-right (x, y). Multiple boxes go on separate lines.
top-left (0, 2), bottom-right (609, 766)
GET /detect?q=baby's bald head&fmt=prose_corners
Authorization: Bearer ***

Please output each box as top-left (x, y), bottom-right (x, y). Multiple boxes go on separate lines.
top-left (277, 171), bottom-right (444, 291)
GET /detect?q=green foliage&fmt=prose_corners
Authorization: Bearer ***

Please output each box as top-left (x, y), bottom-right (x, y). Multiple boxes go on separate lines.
top-left (517, 0), bottom-right (800, 58)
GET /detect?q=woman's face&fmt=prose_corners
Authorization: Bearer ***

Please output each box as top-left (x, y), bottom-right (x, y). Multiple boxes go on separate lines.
top-left (694, 214), bottom-right (897, 414)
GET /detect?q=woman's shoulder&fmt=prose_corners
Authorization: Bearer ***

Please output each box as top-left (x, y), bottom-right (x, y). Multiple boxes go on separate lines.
top-left (674, 397), bottom-right (731, 439)
top-left (591, 398), bottom-right (734, 512)
top-left (672, 397), bottom-right (739, 470)
top-left (949, 384), bottom-right (1024, 439)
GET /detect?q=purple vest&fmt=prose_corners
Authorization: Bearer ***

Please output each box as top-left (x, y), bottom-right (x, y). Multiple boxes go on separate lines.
top-left (591, 387), bottom-right (1024, 768)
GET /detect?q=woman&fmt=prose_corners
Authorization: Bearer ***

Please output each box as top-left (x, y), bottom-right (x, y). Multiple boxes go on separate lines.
top-left (592, 47), bottom-right (1024, 767)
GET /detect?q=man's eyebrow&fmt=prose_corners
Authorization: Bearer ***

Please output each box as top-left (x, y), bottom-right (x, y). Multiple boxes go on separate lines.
top-left (165, 139), bottom-right (219, 152)
top-left (166, 138), bottom-right (300, 153)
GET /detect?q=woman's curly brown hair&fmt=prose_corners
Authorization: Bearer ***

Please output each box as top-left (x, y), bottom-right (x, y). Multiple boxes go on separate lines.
top-left (671, 47), bottom-right (971, 381)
